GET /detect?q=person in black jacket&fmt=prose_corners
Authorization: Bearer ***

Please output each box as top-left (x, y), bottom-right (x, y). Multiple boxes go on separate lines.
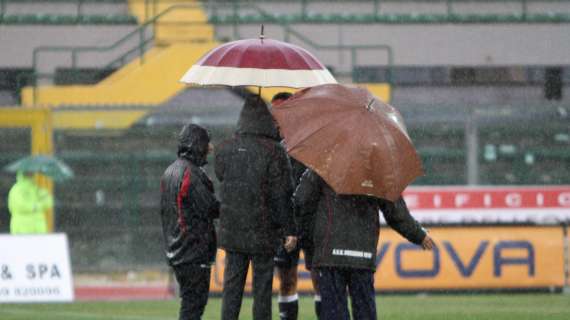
top-left (272, 92), bottom-right (321, 320)
top-left (295, 169), bottom-right (434, 320)
top-left (160, 123), bottom-right (220, 320)
top-left (215, 94), bottom-right (297, 320)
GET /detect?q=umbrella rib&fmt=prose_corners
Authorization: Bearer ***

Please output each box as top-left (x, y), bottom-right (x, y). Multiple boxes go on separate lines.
top-left (374, 114), bottom-right (400, 195)
top-left (333, 113), bottom-right (368, 194)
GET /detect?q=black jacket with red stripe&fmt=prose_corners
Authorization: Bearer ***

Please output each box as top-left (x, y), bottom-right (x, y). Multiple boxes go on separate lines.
top-left (294, 170), bottom-right (426, 271)
top-left (160, 157), bottom-right (220, 267)
top-left (215, 95), bottom-right (296, 254)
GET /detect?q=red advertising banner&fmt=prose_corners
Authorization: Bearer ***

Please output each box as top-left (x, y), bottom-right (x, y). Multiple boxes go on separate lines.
top-left (208, 226), bottom-right (565, 293)
top-left (399, 186), bottom-right (570, 224)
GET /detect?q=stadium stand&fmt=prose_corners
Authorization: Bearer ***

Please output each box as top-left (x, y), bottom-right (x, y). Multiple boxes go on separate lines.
top-left (1, 0), bottom-right (569, 275)
top-left (207, 0), bottom-right (570, 24)
top-left (0, 0), bottom-right (137, 24)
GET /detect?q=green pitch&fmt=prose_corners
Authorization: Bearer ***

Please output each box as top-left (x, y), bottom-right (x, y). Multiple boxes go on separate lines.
top-left (1, 294), bottom-right (569, 320)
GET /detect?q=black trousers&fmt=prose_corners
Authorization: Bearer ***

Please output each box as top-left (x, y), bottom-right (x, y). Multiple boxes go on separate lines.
top-left (317, 267), bottom-right (377, 320)
top-left (221, 251), bottom-right (274, 320)
top-left (173, 264), bottom-right (211, 320)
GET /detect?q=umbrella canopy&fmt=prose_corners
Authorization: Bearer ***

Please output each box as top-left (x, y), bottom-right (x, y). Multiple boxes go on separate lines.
top-left (180, 36), bottom-right (336, 88)
top-left (271, 84), bottom-right (423, 202)
top-left (4, 155), bottom-right (74, 182)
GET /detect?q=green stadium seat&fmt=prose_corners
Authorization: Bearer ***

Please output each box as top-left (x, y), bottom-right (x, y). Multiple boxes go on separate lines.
top-left (409, 14), bottom-right (430, 23)
top-left (282, 13), bottom-right (302, 23)
top-left (394, 14), bottom-right (415, 23)
top-left (205, 11), bottom-right (570, 26)
top-left (80, 15), bottom-right (106, 24)
top-left (306, 12), bottom-right (325, 23)
top-left (209, 15), bottom-right (220, 24)
top-left (0, 13), bottom-right (137, 25)
top-left (354, 13), bottom-right (375, 23)
top-left (529, 13), bottom-right (570, 23)
top-left (56, 15), bottom-right (78, 24)
top-left (213, 15), bottom-right (230, 24)
top-left (327, 13), bottom-right (346, 23)
top-left (243, 13), bottom-right (266, 24)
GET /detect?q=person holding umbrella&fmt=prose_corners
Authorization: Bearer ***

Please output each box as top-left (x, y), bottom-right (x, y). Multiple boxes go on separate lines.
top-left (294, 170), bottom-right (434, 320)
top-left (7, 170), bottom-right (54, 234)
top-left (272, 92), bottom-right (322, 320)
top-left (271, 84), bottom-right (436, 319)
top-left (178, 28), bottom-right (336, 319)
top-left (215, 94), bottom-right (297, 320)
top-left (5, 155), bottom-right (72, 234)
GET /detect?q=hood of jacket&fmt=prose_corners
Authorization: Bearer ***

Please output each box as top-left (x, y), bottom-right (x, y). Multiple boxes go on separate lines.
top-left (236, 95), bottom-right (280, 141)
top-left (177, 123), bottom-right (210, 166)
top-left (15, 171), bottom-right (34, 185)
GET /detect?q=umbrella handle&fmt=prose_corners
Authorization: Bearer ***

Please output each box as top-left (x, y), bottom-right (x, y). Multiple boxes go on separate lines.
top-left (366, 99), bottom-right (375, 111)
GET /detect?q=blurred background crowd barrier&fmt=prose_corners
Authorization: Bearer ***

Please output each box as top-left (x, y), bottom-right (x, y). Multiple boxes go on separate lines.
top-left (1, 103), bottom-right (568, 275)
top-left (0, 0), bottom-right (569, 292)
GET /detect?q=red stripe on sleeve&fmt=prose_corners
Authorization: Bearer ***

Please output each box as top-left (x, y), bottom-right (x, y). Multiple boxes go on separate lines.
top-left (177, 168), bottom-right (192, 234)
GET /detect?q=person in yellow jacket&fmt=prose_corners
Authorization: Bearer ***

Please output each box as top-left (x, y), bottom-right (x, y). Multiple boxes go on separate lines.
top-left (7, 171), bottom-right (53, 234)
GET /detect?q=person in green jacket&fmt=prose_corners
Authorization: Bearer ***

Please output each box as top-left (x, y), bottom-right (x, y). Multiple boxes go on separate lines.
top-left (7, 171), bottom-right (53, 234)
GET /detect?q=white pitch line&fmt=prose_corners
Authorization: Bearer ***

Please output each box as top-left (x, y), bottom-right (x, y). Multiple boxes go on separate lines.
top-left (0, 308), bottom-right (173, 320)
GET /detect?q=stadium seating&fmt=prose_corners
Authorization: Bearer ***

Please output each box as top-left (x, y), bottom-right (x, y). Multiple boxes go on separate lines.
top-left (208, 12), bottom-right (570, 24)
top-left (14, 0), bottom-right (218, 131)
top-left (0, 0), bottom-right (138, 24)
top-left (2, 0), bottom-right (569, 273)
top-left (0, 13), bottom-right (137, 24)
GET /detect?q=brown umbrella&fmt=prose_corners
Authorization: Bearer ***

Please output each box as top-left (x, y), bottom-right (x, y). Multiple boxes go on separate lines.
top-left (271, 83), bottom-right (423, 202)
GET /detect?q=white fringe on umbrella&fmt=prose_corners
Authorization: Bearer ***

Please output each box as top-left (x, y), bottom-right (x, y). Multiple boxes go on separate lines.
top-left (180, 65), bottom-right (337, 89)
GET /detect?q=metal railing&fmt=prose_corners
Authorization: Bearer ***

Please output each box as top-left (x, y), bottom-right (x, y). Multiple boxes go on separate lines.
top-left (32, 4), bottom-right (207, 70)
top-left (27, 3), bottom-right (210, 104)
top-left (26, 1), bottom-right (395, 105)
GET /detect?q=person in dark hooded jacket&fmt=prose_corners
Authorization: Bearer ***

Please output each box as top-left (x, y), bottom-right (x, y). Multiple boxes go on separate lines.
top-left (272, 91), bottom-right (321, 320)
top-left (295, 169), bottom-right (435, 320)
top-left (215, 94), bottom-right (297, 320)
top-left (160, 123), bottom-right (220, 320)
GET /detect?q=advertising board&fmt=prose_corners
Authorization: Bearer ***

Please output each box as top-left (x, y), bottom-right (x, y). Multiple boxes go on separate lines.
top-left (208, 226), bottom-right (565, 292)
top-left (400, 186), bottom-right (570, 225)
top-left (0, 234), bottom-right (74, 303)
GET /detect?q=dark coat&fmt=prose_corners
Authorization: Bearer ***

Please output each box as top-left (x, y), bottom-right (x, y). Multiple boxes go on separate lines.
top-left (294, 170), bottom-right (426, 271)
top-left (215, 95), bottom-right (296, 254)
top-left (289, 157), bottom-right (313, 240)
top-left (160, 124), bottom-right (220, 267)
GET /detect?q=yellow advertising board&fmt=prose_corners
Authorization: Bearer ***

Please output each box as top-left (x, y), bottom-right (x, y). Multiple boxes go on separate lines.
top-left (208, 226), bottom-right (565, 293)
top-left (375, 226), bottom-right (564, 290)
top-left (209, 249), bottom-right (316, 293)
top-left (566, 226), bottom-right (570, 287)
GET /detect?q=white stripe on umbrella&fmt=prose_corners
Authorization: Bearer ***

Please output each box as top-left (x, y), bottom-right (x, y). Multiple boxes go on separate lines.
top-left (180, 65), bottom-right (336, 88)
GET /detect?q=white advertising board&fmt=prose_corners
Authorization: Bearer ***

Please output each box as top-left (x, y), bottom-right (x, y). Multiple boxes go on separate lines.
top-left (0, 233), bottom-right (74, 303)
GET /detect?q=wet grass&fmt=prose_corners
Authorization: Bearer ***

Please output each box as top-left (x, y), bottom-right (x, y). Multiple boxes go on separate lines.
top-left (1, 294), bottom-right (569, 320)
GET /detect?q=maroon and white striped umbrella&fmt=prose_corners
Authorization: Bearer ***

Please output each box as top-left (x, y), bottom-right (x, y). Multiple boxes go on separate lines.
top-left (180, 37), bottom-right (336, 88)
